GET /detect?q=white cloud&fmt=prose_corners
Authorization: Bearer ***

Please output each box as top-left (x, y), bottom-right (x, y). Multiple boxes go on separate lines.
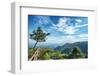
top-left (45, 35), bottom-right (80, 44)
top-left (66, 35), bottom-right (75, 39)
top-left (52, 17), bottom-right (79, 35)
top-left (48, 34), bottom-right (88, 44)
top-left (76, 19), bottom-right (82, 23)
top-left (63, 26), bottom-right (79, 34)
top-left (53, 17), bottom-right (68, 28)
top-left (57, 17), bottom-right (68, 27)
top-left (78, 34), bottom-right (88, 38)
top-left (35, 16), bottom-right (52, 26)
top-left (75, 24), bottom-right (88, 28)
top-left (75, 34), bottom-right (88, 42)
top-left (75, 19), bottom-right (88, 28)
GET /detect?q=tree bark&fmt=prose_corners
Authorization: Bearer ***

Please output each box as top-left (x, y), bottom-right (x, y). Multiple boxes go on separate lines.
top-left (29, 41), bottom-right (38, 61)
top-left (33, 41), bottom-right (38, 49)
top-left (29, 48), bottom-right (40, 61)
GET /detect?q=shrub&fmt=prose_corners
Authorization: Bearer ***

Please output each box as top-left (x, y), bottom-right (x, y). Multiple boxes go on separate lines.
top-left (68, 47), bottom-right (85, 59)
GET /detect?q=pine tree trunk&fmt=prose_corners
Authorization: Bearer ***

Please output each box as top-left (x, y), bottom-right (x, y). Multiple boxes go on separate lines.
top-left (33, 41), bottom-right (38, 49)
top-left (29, 41), bottom-right (38, 61)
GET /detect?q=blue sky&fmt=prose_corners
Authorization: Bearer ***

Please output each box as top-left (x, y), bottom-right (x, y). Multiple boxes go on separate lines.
top-left (28, 15), bottom-right (88, 48)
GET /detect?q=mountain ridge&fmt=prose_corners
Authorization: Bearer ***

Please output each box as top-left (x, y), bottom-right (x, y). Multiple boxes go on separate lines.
top-left (54, 41), bottom-right (88, 54)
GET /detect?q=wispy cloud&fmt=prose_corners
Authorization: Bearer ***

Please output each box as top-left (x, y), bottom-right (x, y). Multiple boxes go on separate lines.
top-left (76, 19), bottom-right (82, 23)
top-left (35, 16), bottom-right (51, 25)
top-left (63, 26), bottom-right (79, 34)
top-left (52, 17), bottom-right (79, 35)
top-left (78, 34), bottom-right (88, 38)
top-left (75, 23), bottom-right (88, 28)
top-left (31, 16), bottom-right (53, 29)
top-left (28, 15), bottom-right (88, 48)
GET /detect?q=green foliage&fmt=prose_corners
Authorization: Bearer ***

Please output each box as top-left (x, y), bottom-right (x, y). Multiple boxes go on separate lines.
top-left (28, 48), bottom-right (37, 60)
top-left (68, 47), bottom-right (85, 59)
top-left (38, 48), bottom-right (52, 60)
top-left (41, 53), bottom-right (51, 60)
top-left (50, 51), bottom-right (64, 59)
top-left (28, 47), bottom-right (87, 60)
top-left (30, 27), bottom-right (50, 42)
top-left (61, 54), bottom-right (68, 59)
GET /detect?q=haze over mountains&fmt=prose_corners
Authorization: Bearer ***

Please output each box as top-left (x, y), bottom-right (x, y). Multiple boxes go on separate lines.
top-left (54, 41), bottom-right (88, 54)
top-left (29, 41), bottom-right (88, 54)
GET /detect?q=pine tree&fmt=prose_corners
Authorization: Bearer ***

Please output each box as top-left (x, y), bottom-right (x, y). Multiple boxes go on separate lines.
top-left (29, 27), bottom-right (50, 60)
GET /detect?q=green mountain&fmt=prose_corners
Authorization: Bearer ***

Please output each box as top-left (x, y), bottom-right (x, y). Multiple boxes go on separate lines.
top-left (54, 41), bottom-right (88, 54)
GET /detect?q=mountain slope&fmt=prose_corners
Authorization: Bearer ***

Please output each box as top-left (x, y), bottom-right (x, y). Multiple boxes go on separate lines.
top-left (54, 41), bottom-right (88, 54)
